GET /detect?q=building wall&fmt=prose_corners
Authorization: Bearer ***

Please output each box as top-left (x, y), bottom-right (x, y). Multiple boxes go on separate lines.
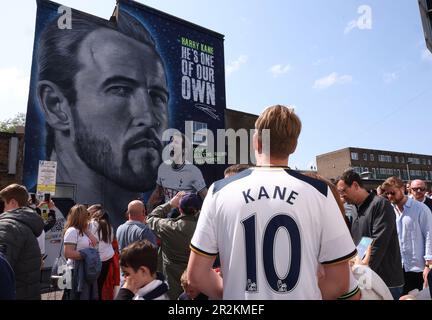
top-left (0, 132), bottom-right (25, 188)
top-left (317, 147), bottom-right (432, 189)
top-left (224, 108), bottom-right (258, 165)
top-left (316, 148), bottom-right (352, 180)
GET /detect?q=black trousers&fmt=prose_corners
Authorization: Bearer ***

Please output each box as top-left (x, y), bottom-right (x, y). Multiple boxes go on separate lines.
top-left (403, 271), bottom-right (424, 295)
top-left (98, 258), bottom-right (113, 300)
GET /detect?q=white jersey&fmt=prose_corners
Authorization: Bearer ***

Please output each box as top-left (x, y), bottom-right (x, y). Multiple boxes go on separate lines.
top-left (157, 162), bottom-right (206, 202)
top-left (191, 167), bottom-right (356, 300)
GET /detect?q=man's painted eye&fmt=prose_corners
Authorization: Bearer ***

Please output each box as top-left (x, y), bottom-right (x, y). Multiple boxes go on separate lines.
top-left (107, 86), bottom-right (133, 97)
top-left (149, 90), bottom-right (168, 105)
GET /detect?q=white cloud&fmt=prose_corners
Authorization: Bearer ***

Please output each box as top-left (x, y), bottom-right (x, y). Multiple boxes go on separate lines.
top-left (268, 64), bottom-right (291, 77)
top-left (313, 72), bottom-right (352, 89)
top-left (0, 67), bottom-right (30, 119)
top-left (226, 55), bottom-right (248, 76)
top-left (421, 48), bottom-right (432, 62)
top-left (383, 72), bottom-right (399, 83)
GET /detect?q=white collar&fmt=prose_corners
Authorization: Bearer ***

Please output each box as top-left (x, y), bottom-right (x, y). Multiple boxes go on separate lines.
top-left (134, 279), bottom-right (163, 300)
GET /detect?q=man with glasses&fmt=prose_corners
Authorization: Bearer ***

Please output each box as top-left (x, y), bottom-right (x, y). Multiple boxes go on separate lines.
top-left (382, 176), bottom-right (432, 295)
top-left (336, 170), bottom-right (404, 299)
top-left (410, 179), bottom-right (432, 213)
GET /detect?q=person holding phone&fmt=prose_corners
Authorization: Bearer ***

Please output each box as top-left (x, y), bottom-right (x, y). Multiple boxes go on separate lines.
top-left (337, 170), bottom-right (404, 300)
top-left (31, 193), bottom-right (57, 233)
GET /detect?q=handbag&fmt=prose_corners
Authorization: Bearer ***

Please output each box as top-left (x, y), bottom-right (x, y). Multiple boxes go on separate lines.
top-left (51, 236), bottom-right (72, 290)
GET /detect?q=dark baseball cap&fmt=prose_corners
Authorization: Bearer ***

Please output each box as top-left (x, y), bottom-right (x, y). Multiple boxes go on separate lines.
top-left (179, 193), bottom-right (202, 214)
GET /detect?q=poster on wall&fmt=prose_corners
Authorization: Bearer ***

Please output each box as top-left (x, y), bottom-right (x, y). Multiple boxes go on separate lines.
top-left (36, 160), bottom-right (57, 196)
top-left (23, 0), bottom-right (226, 228)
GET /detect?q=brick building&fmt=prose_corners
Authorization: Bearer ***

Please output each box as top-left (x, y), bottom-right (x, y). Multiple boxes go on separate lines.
top-left (317, 147), bottom-right (432, 189)
top-left (0, 128), bottom-right (25, 188)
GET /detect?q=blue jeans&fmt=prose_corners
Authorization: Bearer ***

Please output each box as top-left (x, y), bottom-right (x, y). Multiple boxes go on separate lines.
top-left (388, 286), bottom-right (403, 300)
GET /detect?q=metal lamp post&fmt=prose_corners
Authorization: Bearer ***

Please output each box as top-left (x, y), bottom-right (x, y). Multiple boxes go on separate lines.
top-left (406, 161), bottom-right (412, 181)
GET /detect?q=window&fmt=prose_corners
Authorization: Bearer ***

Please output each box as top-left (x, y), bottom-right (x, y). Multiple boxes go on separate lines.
top-left (394, 156), bottom-right (399, 163)
top-left (428, 160), bottom-right (431, 165)
top-left (422, 159), bottom-right (427, 165)
top-left (192, 121), bottom-right (208, 145)
top-left (352, 167), bottom-right (362, 174)
top-left (401, 157), bottom-right (405, 163)
top-left (363, 153), bottom-right (368, 161)
top-left (408, 157), bottom-right (420, 165)
top-left (378, 168), bottom-right (394, 176)
top-left (395, 169), bottom-right (401, 178)
top-left (370, 154), bottom-right (374, 161)
top-left (378, 155), bottom-right (392, 162)
top-left (351, 152), bottom-right (358, 160)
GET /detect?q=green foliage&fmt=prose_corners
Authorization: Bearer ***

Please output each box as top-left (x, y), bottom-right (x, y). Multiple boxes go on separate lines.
top-left (0, 113), bottom-right (26, 133)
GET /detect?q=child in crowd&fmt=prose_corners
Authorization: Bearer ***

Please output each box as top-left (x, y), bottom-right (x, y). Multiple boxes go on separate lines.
top-left (178, 269), bottom-right (208, 300)
top-left (115, 240), bottom-right (169, 300)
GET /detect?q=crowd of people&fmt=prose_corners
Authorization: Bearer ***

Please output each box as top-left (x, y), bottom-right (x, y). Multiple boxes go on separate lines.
top-left (1, 105), bottom-right (432, 300)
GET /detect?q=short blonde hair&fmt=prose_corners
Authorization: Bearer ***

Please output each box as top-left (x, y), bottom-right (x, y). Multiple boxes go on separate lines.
top-left (382, 176), bottom-right (404, 190)
top-left (255, 105), bottom-right (302, 158)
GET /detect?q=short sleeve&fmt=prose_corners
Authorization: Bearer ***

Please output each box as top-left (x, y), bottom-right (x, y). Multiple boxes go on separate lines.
top-left (157, 163), bottom-right (164, 186)
top-left (192, 166), bottom-right (207, 192)
top-left (64, 227), bottom-right (78, 245)
top-left (190, 184), bottom-right (218, 257)
top-left (319, 188), bottom-right (357, 264)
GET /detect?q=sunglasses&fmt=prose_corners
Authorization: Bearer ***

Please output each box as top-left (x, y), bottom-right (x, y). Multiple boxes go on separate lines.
top-left (411, 187), bottom-right (426, 193)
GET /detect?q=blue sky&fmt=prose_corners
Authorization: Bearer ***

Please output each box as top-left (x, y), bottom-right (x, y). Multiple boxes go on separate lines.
top-left (1, 0), bottom-right (431, 169)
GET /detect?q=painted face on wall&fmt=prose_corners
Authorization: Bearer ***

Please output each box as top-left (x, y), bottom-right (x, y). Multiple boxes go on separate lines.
top-left (71, 28), bottom-right (169, 191)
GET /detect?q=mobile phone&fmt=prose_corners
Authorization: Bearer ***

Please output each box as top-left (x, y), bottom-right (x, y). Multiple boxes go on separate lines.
top-left (44, 193), bottom-right (51, 202)
top-left (30, 193), bottom-right (36, 203)
top-left (356, 237), bottom-right (374, 260)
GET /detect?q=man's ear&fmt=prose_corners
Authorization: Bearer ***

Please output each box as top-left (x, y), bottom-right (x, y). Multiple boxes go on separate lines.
top-left (37, 80), bottom-right (72, 131)
top-left (352, 181), bottom-right (359, 190)
top-left (253, 131), bottom-right (262, 154)
top-left (289, 140), bottom-right (298, 155)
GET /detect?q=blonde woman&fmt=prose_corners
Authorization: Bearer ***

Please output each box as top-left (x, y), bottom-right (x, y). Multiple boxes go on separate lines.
top-left (63, 204), bottom-right (97, 299)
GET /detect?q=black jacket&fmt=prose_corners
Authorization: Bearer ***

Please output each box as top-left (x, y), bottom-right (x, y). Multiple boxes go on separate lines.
top-left (423, 197), bottom-right (432, 214)
top-left (350, 192), bottom-right (404, 288)
top-left (0, 207), bottom-right (44, 299)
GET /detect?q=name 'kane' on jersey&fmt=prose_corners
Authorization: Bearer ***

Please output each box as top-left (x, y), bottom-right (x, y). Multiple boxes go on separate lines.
top-left (191, 167), bottom-right (356, 300)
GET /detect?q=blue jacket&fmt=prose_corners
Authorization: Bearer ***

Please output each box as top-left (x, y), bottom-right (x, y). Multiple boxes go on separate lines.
top-left (0, 252), bottom-right (15, 299)
top-left (71, 247), bottom-right (101, 300)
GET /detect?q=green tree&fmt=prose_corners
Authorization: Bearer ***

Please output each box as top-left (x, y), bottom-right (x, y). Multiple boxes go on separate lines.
top-left (0, 113), bottom-right (26, 133)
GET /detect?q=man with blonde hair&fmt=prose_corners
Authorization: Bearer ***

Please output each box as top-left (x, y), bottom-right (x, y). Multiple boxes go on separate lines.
top-left (188, 105), bottom-right (356, 300)
top-left (382, 176), bottom-right (432, 294)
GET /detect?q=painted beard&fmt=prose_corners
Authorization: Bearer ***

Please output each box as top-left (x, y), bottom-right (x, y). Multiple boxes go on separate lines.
top-left (74, 122), bottom-right (161, 192)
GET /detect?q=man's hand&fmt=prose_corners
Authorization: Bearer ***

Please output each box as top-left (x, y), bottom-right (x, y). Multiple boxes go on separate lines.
top-left (123, 276), bottom-right (140, 294)
top-left (170, 191), bottom-right (185, 208)
top-left (423, 266), bottom-right (430, 286)
top-left (354, 245), bottom-right (372, 266)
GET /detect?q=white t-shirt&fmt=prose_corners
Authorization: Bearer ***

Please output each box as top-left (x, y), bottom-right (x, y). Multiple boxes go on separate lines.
top-left (64, 227), bottom-right (92, 267)
top-left (157, 162), bottom-right (206, 202)
top-left (37, 230), bottom-right (45, 255)
top-left (88, 220), bottom-right (115, 262)
top-left (191, 167), bottom-right (356, 300)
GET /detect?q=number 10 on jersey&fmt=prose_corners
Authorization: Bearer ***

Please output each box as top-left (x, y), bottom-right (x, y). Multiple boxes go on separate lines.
top-left (241, 213), bottom-right (301, 293)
